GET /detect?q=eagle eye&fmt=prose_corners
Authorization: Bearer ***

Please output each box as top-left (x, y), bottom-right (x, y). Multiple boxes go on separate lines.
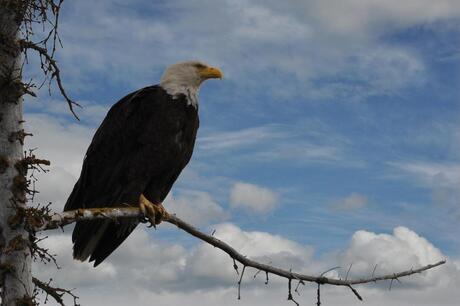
top-left (194, 63), bottom-right (206, 69)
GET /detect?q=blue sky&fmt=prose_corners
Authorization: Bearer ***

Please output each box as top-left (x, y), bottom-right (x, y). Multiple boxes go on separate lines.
top-left (24, 1), bottom-right (460, 305)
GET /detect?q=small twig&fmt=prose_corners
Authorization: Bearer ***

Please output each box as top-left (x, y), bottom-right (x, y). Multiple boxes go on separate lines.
top-left (320, 266), bottom-right (341, 277)
top-left (345, 263), bottom-right (353, 281)
top-left (287, 278), bottom-right (299, 306)
top-left (371, 264), bottom-right (378, 279)
top-left (294, 279), bottom-right (305, 295)
top-left (237, 265), bottom-right (246, 300)
top-left (317, 283), bottom-right (321, 306)
top-left (254, 261), bottom-right (271, 280)
top-left (347, 284), bottom-right (362, 301)
top-left (233, 258), bottom-right (239, 276)
top-left (30, 234), bottom-right (60, 269)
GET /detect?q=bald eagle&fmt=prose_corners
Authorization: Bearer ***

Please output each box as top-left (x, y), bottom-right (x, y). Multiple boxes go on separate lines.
top-left (64, 61), bottom-right (222, 266)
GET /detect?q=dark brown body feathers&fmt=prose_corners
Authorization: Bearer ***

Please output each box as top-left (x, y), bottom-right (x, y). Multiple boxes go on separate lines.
top-left (64, 85), bottom-right (199, 266)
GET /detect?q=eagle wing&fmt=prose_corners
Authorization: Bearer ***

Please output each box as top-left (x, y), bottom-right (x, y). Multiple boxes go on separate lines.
top-left (64, 86), bottom-right (198, 266)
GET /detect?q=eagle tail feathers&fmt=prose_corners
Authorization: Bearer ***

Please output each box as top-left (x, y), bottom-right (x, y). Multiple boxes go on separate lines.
top-left (73, 221), bottom-right (109, 262)
top-left (72, 218), bottom-right (138, 267)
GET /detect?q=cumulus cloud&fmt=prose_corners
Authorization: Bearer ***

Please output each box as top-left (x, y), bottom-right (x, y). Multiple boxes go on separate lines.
top-left (330, 193), bottom-right (368, 211)
top-left (24, 113), bottom-right (93, 210)
top-left (34, 225), bottom-right (460, 306)
top-left (165, 190), bottom-right (229, 226)
top-left (35, 222), bottom-right (314, 296)
top-left (230, 182), bottom-right (278, 214)
top-left (184, 222), bottom-right (316, 289)
top-left (34, 229), bottom-right (188, 291)
top-left (338, 227), bottom-right (451, 288)
top-left (25, 113), bottom-right (92, 178)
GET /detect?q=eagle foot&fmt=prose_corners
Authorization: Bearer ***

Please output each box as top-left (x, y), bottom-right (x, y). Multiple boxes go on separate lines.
top-left (139, 194), bottom-right (168, 228)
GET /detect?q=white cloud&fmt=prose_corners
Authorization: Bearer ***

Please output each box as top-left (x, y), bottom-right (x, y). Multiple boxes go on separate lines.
top-left (339, 227), bottom-right (450, 288)
top-left (24, 113), bottom-right (93, 210)
top-left (230, 182), bottom-right (278, 214)
top-left (34, 225), bottom-right (460, 306)
top-left (165, 190), bottom-right (229, 226)
top-left (51, 283), bottom-right (460, 306)
top-left (307, 0), bottom-right (460, 37)
top-left (25, 113), bottom-right (92, 178)
top-left (252, 141), bottom-right (341, 163)
top-left (331, 193), bottom-right (368, 211)
top-left (389, 161), bottom-right (460, 213)
top-left (199, 125), bottom-right (285, 152)
top-left (184, 222), bottom-right (314, 287)
top-left (25, 97), bottom-right (108, 126)
top-left (29, 0), bottom-right (459, 103)
top-left (233, 4), bottom-right (312, 42)
top-left (197, 124), bottom-right (348, 166)
top-left (34, 233), bottom-right (118, 288)
top-left (391, 162), bottom-right (460, 187)
top-left (34, 228), bottom-right (188, 291)
top-left (35, 222), bottom-right (314, 295)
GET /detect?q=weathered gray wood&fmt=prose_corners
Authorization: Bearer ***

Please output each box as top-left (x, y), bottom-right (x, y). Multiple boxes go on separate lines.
top-left (0, 3), bottom-right (33, 305)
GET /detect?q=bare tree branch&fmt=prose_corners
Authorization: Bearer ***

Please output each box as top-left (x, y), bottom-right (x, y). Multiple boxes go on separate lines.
top-left (32, 277), bottom-right (79, 306)
top-left (19, 39), bottom-right (81, 120)
top-left (31, 206), bottom-right (446, 301)
top-left (165, 212), bottom-right (445, 286)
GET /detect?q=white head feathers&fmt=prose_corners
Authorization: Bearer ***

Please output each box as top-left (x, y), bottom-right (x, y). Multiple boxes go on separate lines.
top-left (160, 61), bottom-right (223, 108)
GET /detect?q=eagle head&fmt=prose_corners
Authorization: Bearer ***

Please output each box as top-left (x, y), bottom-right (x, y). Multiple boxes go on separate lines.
top-left (159, 61), bottom-right (223, 106)
top-left (160, 60), bottom-right (222, 87)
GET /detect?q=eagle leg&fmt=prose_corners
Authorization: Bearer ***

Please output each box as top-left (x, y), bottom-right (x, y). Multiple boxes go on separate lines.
top-left (139, 194), bottom-right (169, 227)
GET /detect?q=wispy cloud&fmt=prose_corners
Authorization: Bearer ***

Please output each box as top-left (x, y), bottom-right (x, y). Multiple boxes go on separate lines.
top-left (329, 193), bottom-right (369, 211)
top-left (197, 123), bottom-right (350, 165)
top-left (389, 161), bottom-right (460, 216)
top-left (26, 0), bottom-right (459, 103)
top-left (390, 161), bottom-right (460, 187)
top-left (25, 97), bottom-right (109, 126)
top-left (199, 125), bottom-right (285, 152)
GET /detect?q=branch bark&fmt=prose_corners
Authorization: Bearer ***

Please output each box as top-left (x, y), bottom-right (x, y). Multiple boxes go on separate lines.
top-left (35, 207), bottom-right (446, 300)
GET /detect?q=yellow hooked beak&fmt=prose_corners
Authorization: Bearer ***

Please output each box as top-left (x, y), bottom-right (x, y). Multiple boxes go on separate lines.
top-left (199, 66), bottom-right (223, 80)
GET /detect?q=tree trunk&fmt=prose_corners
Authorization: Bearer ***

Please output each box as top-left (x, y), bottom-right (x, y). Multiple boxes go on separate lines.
top-left (0, 3), bottom-right (33, 305)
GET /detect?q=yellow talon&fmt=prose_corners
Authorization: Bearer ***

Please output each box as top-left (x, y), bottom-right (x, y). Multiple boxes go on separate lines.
top-left (139, 194), bottom-right (168, 226)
